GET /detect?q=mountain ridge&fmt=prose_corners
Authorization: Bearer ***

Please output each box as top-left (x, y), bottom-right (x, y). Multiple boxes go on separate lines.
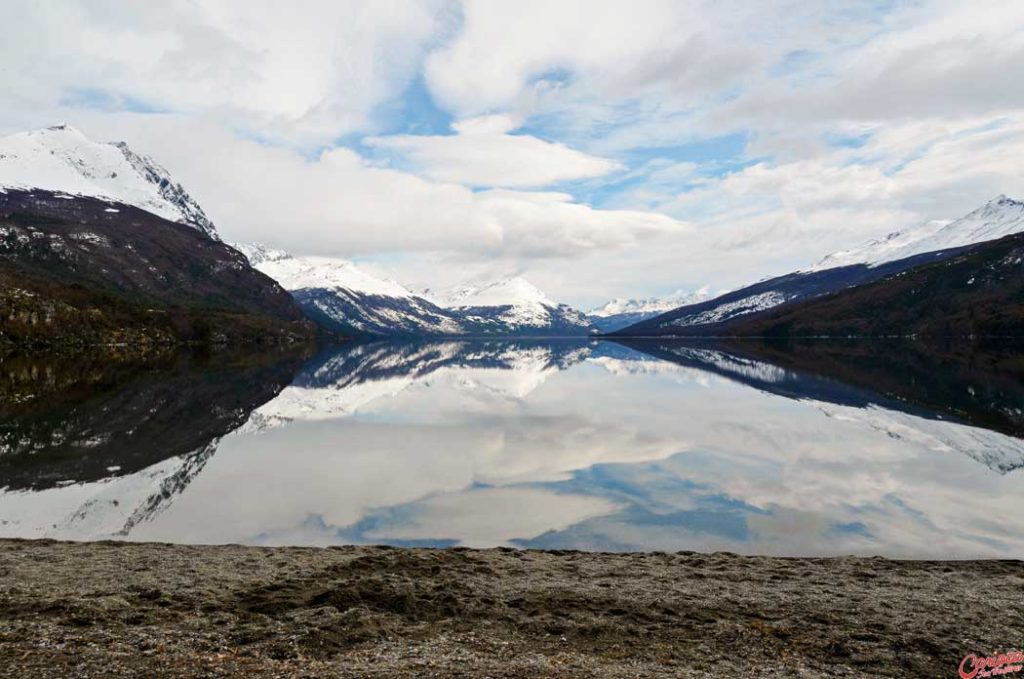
top-left (802, 195), bottom-right (1024, 272)
top-left (236, 243), bottom-right (595, 337)
top-left (614, 195), bottom-right (1024, 337)
top-left (0, 124), bottom-right (218, 239)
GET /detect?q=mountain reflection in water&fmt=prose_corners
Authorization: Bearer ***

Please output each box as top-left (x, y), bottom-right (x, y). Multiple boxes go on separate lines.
top-left (1, 339), bottom-right (1022, 558)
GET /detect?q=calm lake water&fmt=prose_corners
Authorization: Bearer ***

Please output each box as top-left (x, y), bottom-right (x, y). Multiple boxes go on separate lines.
top-left (2, 339), bottom-right (1022, 558)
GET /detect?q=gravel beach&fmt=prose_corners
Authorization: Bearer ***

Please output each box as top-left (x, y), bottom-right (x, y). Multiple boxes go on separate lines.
top-left (0, 539), bottom-right (1021, 678)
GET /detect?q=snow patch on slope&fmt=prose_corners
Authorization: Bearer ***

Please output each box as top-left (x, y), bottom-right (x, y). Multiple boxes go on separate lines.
top-left (671, 291), bottom-right (793, 328)
top-left (433, 277), bottom-right (553, 308)
top-left (234, 243), bottom-right (413, 298)
top-left (802, 221), bottom-right (950, 272)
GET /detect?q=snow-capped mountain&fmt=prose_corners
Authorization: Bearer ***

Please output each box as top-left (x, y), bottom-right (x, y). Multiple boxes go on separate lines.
top-left (588, 288), bottom-right (712, 332)
top-left (803, 195), bottom-right (1024, 272)
top-left (430, 276), bottom-right (552, 308)
top-left (800, 220), bottom-right (950, 273)
top-left (0, 124), bottom-right (218, 239)
top-left (240, 243), bottom-right (414, 297)
top-left (235, 243), bottom-right (465, 336)
top-left (429, 276), bottom-right (595, 335)
top-left (237, 244), bottom-right (595, 337)
top-left (616, 195), bottom-right (1024, 336)
top-left (0, 188), bottom-right (313, 347)
top-left (733, 227), bottom-right (1024, 338)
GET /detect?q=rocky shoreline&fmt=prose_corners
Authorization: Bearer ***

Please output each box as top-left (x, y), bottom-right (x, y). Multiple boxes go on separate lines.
top-left (0, 539), bottom-right (1021, 678)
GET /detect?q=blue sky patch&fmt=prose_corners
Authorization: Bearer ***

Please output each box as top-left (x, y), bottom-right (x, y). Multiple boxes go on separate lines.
top-left (60, 87), bottom-right (167, 115)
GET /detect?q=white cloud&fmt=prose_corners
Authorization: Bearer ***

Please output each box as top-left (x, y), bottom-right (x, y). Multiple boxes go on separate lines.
top-left (1, 0), bottom-right (1023, 306)
top-left (451, 114), bottom-right (520, 135)
top-left (65, 113), bottom-right (681, 261)
top-left (474, 189), bottom-right (683, 254)
top-left (669, 116), bottom-right (1024, 236)
top-left (0, 0), bottom-right (447, 146)
top-left (365, 114), bottom-right (621, 187)
top-left (420, 1), bottom-right (896, 151)
top-left (422, 0), bottom-right (767, 120)
top-left (723, 1), bottom-right (1024, 129)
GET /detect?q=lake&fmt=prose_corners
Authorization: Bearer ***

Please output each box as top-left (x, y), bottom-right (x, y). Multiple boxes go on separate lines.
top-left (1, 339), bottom-right (1022, 558)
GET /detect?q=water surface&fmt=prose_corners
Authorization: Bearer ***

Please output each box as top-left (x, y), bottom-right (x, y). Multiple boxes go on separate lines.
top-left (2, 339), bottom-right (1022, 557)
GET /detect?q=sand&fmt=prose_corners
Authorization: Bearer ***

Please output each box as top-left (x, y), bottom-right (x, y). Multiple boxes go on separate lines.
top-left (0, 539), bottom-right (1021, 678)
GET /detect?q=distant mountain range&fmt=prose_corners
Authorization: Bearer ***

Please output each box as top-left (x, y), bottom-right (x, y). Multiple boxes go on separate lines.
top-left (235, 243), bottom-right (595, 337)
top-left (425, 276), bottom-right (594, 336)
top-left (2, 124), bottom-right (1023, 345)
top-left (587, 289), bottom-right (712, 332)
top-left (613, 195), bottom-right (1024, 337)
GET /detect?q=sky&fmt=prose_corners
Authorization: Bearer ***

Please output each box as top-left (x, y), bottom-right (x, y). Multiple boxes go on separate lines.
top-left (1, 0), bottom-right (1023, 308)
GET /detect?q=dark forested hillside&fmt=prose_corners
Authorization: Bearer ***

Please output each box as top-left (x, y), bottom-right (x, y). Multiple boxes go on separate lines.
top-left (0, 189), bottom-right (317, 348)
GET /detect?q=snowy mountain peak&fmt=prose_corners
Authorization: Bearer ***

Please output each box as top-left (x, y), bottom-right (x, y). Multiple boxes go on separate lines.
top-left (880, 194), bottom-right (1024, 263)
top-left (234, 242), bottom-right (294, 267)
top-left (436, 276), bottom-right (553, 308)
top-left (967, 194), bottom-right (1024, 219)
top-left (20, 124), bottom-right (93, 148)
top-left (431, 277), bottom-right (593, 331)
top-left (0, 125), bottom-right (219, 239)
top-left (236, 243), bottom-right (413, 298)
top-left (45, 123), bottom-right (84, 136)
